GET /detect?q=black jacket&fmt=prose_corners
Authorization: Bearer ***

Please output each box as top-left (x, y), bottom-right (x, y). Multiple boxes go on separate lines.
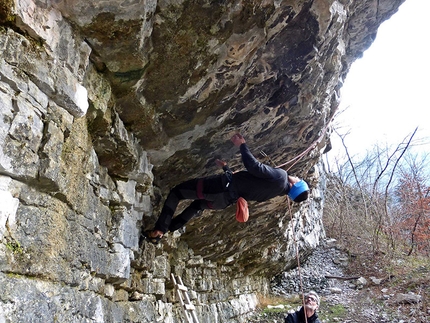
top-left (232, 144), bottom-right (290, 202)
top-left (285, 307), bottom-right (321, 323)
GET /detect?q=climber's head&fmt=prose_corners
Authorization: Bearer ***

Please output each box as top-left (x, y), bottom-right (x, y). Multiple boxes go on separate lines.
top-left (287, 176), bottom-right (309, 202)
top-left (304, 290), bottom-right (320, 312)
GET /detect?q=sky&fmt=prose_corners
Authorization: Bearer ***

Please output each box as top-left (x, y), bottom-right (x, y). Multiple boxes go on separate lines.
top-left (327, 0), bottom-right (430, 162)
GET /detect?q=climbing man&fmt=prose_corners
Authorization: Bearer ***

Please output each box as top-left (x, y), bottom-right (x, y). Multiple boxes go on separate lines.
top-left (143, 133), bottom-right (309, 244)
top-left (285, 291), bottom-right (321, 323)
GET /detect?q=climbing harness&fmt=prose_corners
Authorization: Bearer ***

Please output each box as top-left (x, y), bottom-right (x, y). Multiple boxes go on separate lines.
top-left (171, 274), bottom-right (200, 323)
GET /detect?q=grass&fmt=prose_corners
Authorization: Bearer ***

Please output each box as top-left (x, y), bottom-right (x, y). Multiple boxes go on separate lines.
top-left (319, 303), bottom-right (348, 321)
top-left (6, 240), bottom-right (24, 254)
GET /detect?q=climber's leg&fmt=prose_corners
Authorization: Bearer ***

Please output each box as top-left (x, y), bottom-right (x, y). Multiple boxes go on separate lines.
top-left (154, 179), bottom-right (199, 233)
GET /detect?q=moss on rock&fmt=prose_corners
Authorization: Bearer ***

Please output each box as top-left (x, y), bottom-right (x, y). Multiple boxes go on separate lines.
top-left (0, 0), bottom-right (15, 25)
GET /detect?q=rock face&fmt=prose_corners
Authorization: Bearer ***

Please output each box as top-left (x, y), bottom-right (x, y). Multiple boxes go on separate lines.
top-left (0, 0), bottom-right (403, 322)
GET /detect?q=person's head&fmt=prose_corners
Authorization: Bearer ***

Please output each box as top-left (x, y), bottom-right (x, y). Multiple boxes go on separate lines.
top-left (287, 176), bottom-right (309, 202)
top-left (304, 291), bottom-right (320, 313)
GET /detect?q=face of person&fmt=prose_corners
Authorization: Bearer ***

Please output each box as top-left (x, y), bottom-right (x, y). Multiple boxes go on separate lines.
top-left (304, 294), bottom-right (319, 312)
top-left (287, 176), bottom-right (301, 188)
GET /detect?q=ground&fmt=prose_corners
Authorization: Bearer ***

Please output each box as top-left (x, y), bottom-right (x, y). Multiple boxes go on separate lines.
top-left (248, 238), bottom-right (430, 323)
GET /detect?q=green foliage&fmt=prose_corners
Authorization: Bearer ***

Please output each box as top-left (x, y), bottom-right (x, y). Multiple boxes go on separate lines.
top-left (6, 272), bottom-right (23, 279)
top-left (6, 239), bottom-right (24, 254)
top-left (319, 303), bottom-right (347, 321)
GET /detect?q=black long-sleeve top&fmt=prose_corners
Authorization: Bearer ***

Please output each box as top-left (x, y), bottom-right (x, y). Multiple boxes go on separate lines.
top-left (232, 144), bottom-right (290, 202)
top-left (285, 307), bottom-right (321, 323)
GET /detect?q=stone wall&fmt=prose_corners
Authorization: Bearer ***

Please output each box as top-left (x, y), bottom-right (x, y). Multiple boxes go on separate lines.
top-left (0, 0), bottom-right (404, 322)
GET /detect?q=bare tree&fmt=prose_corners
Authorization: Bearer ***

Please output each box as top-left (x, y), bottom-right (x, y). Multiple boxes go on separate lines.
top-left (392, 152), bottom-right (430, 256)
top-left (324, 127), bottom-right (422, 255)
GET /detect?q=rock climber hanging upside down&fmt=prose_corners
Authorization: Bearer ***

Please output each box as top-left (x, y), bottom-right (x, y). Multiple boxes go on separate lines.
top-left (143, 133), bottom-right (310, 244)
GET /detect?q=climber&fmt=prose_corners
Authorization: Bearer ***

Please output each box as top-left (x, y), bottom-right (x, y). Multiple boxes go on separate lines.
top-left (284, 291), bottom-right (321, 323)
top-left (142, 133), bottom-right (309, 244)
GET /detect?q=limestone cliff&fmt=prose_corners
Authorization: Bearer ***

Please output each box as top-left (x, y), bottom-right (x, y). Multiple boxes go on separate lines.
top-left (0, 0), bottom-right (404, 322)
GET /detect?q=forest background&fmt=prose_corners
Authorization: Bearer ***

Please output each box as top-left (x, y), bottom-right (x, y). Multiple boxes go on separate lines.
top-left (320, 0), bottom-right (429, 319)
top-left (324, 0), bottom-right (429, 263)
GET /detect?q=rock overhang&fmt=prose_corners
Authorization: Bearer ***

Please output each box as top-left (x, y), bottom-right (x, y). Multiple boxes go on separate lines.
top-left (2, 0), bottom-right (405, 275)
top-left (53, 0), bottom-right (404, 269)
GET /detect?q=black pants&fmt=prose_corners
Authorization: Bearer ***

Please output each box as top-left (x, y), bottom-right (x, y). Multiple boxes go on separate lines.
top-left (154, 174), bottom-right (234, 233)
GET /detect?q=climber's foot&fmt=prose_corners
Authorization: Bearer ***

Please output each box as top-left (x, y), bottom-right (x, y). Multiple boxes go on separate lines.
top-left (142, 229), bottom-right (164, 244)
